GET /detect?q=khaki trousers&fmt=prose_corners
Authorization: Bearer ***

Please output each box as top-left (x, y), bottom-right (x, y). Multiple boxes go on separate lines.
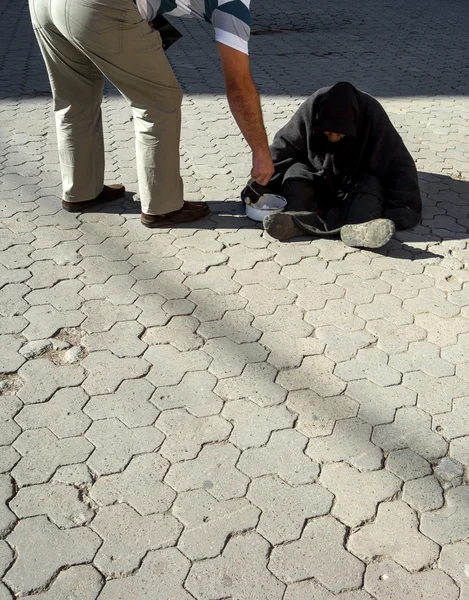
top-left (29, 0), bottom-right (184, 215)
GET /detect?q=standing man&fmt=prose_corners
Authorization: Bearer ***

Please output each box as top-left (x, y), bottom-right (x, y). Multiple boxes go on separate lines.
top-left (29, 0), bottom-right (274, 228)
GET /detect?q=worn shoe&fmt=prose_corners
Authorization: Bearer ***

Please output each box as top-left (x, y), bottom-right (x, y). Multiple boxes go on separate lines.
top-left (340, 218), bottom-right (396, 248)
top-left (263, 213), bottom-right (305, 241)
top-left (141, 201), bottom-right (210, 228)
top-left (62, 184), bottom-right (126, 212)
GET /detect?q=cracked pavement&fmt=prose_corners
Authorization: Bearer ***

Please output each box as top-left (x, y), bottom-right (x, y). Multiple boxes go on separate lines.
top-left (1, 0), bottom-right (469, 598)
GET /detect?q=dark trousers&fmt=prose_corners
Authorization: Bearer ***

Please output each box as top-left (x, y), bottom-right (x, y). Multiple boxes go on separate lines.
top-left (280, 164), bottom-right (385, 236)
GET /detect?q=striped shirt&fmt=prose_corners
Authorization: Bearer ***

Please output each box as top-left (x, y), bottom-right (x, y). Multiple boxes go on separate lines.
top-left (136, 0), bottom-right (251, 54)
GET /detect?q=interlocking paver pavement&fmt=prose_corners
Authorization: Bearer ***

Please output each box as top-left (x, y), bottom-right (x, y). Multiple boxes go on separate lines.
top-left (2, 0), bottom-right (469, 597)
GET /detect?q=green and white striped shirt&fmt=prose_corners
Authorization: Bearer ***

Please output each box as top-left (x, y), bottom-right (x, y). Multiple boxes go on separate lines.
top-left (136, 0), bottom-right (251, 54)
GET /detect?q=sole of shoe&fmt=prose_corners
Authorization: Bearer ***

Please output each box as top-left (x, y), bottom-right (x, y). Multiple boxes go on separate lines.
top-left (263, 213), bottom-right (305, 241)
top-left (62, 184), bottom-right (126, 213)
top-left (141, 205), bottom-right (210, 228)
top-left (340, 218), bottom-right (396, 248)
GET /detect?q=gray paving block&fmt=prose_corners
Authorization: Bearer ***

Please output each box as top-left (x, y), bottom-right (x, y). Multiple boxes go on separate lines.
top-left (0, 395), bottom-right (22, 447)
top-left (262, 330), bottom-right (325, 370)
top-left (0, 446), bottom-right (20, 474)
top-left (320, 463), bottom-right (402, 527)
top-left (433, 397), bottom-right (469, 439)
top-left (85, 418), bottom-right (164, 476)
top-left (186, 531), bottom-right (285, 600)
top-left (278, 355), bottom-right (347, 396)
top-left (144, 315), bottom-right (204, 350)
top-left (0, 540), bottom-right (13, 579)
top-left (248, 475), bottom-right (333, 545)
top-left (439, 541), bottom-right (469, 600)
top-left (185, 265), bottom-right (241, 295)
top-left (306, 418), bottom-right (383, 471)
top-left (403, 476), bottom-right (444, 512)
top-left (10, 482), bottom-right (94, 527)
top-left (174, 488), bottom-right (260, 560)
top-left (420, 486), bottom-right (469, 545)
top-left (84, 379), bottom-right (158, 427)
top-left (205, 337), bottom-right (268, 379)
top-left (17, 359), bottom-right (85, 404)
top-left (348, 500), bottom-right (440, 571)
top-left (385, 449), bottom-right (433, 481)
top-left (22, 304), bottom-right (85, 340)
top-left (254, 304), bottom-right (313, 337)
top-left (12, 428), bottom-right (93, 486)
top-left (189, 288), bottom-right (247, 322)
top-left (366, 319), bottom-right (426, 354)
top-left (289, 279), bottom-right (344, 311)
top-left (0, 475), bottom-right (15, 536)
top-left (81, 299), bottom-right (141, 333)
top-left (52, 463), bottom-right (93, 486)
top-left (284, 580), bottom-right (336, 600)
top-left (0, 283), bottom-right (30, 317)
top-left (269, 516), bottom-right (365, 593)
top-left (433, 457), bottom-right (464, 488)
top-left (335, 347), bottom-right (402, 387)
top-left (0, 335), bottom-right (25, 375)
top-left (238, 428), bottom-right (319, 485)
top-left (389, 341), bottom-right (455, 378)
top-left (152, 370), bottom-right (222, 416)
top-left (81, 350), bottom-right (149, 395)
top-left (365, 560), bottom-right (459, 600)
top-left (90, 453), bottom-right (174, 515)
top-left (215, 362), bottom-right (287, 407)
top-left (373, 407), bottom-right (448, 460)
top-left (98, 548), bottom-right (192, 600)
top-left (80, 274), bottom-right (137, 305)
top-left (92, 503), bottom-right (182, 576)
top-left (305, 299), bottom-right (365, 332)
top-left (156, 408), bottom-right (231, 461)
top-left (5, 516), bottom-right (100, 595)
top-left (16, 387), bottom-right (90, 437)
top-left (165, 442), bottom-right (249, 500)
top-left (287, 389), bottom-right (358, 437)
top-left (346, 379), bottom-right (416, 425)
top-left (26, 565), bottom-right (103, 600)
top-left (404, 371), bottom-right (469, 415)
top-left (316, 325), bottom-right (377, 362)
top-left (84, 321), bottom-right (147, 357)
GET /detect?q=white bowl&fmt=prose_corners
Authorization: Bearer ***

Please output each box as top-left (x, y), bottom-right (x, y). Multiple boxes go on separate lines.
top-left (245, 193), bottom-right (287, 222)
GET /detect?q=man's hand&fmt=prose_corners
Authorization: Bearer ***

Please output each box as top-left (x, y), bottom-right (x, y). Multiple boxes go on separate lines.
top-left (217, 43), bottom-right (273, 186)
top-left (252, 150), bottom-right (275, 186)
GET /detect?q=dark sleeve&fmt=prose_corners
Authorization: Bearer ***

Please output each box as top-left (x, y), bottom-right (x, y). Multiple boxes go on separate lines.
top-left (366, 98), bottom-right (422, 230)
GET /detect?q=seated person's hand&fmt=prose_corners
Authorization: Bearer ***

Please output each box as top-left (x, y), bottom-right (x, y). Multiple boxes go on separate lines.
top-left (251, 150), bottom-right (274, 186)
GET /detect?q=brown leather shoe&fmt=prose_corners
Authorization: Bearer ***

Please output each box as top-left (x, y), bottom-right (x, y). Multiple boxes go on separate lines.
top-left (62, 184), bottom-right (126, 212)
top-left (141, 201), bottom-right (210, 228)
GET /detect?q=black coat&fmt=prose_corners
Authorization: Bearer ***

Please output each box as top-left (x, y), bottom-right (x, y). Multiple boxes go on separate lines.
top-left (269, 82), bottom-right (422, 230)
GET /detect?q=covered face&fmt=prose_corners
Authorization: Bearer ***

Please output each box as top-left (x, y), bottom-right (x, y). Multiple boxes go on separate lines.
top-left (313, 82), bottom-right (359, 141)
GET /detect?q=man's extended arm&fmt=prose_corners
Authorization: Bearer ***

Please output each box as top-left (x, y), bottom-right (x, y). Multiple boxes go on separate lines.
top-left (217, 43), bottom-right (274, 186)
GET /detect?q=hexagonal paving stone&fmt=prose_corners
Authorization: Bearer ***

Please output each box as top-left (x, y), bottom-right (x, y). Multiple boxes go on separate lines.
top-left (174, 488), bottom-right (260, 560)
top-left (248, 475), bottom-right (333, 544)
top-left (81, 350), bottom-right (149, 395)
top-left (305, 298), bottom-right (365, 332)
top-left (91, 503), bottom-right (182, 576)
top-left (403, 371), bottom-right (469, 415)
top-left (25, 565), bottom-right (103, 600)
top-left (156, 408), bottom-right (232, 461)
top-left (204, 337), bottom-right (268, 379)
top-left (320, 463), bottom-right (402, 527)
top-left (334, 348), bottom-right (402, 387)
top-left (0, 395), bottom-right (22, 446)
top-left (165, 442), bottom-right (249, 501)
top-left (84, 379), bottom-right (158, 427)
top-left (145, 344), bottom-right (211, 386)
top-left (5, 516), bottom-right (100, 595)
top-left (0, 475), bottom-right (15, 536)
top-left (144, 315), bottom-right (204, 350)
top-left (286, 389), bottom-right (358, 437)
top-left (348, 500), bottom-right (439, 572)
top-left (439, 541), bottom-right (469, 600)
top-left (373, 406), bottom-right (448, 461)
top-left (306, 418), bottom-right (383, 471)
top-left (9, 482), bottom-right (94, 528)
top-left (12, 428), bottom-right (93, 486)
top-left (85, 418), bottom-right (164, 476)
top-left (84, 321), bottom-right (147, 357)
top-left (198, 308), bottom-right (261, 343)
top-left (277, 355), bottom-right (347, 397)
top-left (16, 387), bottom-right (90, 437)
top-left (254, 305), bottom-right (313, 337)
top-left (346, 379), bottom-right (416, 425)
top-left (238, 429), bottom-right (319, 485)
top-left (420, 486), bottom-right (469, 545)
top-left (90, 453), bottom-right (174, 515)
top-left (389, 341), bottom-right (455, 377)
top-left (269, 516), bottom-right (365, 593)
top-left (22, 304), bottom-right (85, 340)
top-left (25, 280), bottom-right (84, 311)
top-left (186, 531), bottom-right (285, 600)
top-left (152, 371), bottom-right (223, 416)
top-left (402, 476), bottom-right (444, 512)
top-left (365, 560), bottom-right (459, 600)
top-left (215, 362), bottom-right (287, 407)
top-left (81, 299), bottom-right (141, 333)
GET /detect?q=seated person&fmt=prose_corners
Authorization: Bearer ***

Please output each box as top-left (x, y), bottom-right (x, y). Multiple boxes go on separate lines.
top-left (243, 82), bottom-right (422, 248)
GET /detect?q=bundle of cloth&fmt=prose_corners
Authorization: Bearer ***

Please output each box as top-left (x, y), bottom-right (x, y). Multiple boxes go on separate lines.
top-left (243, 82), bottom-right (422, 248)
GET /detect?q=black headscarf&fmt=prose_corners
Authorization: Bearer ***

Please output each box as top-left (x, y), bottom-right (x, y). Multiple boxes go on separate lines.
top-left (268, 82), bottom-right (422, 229)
